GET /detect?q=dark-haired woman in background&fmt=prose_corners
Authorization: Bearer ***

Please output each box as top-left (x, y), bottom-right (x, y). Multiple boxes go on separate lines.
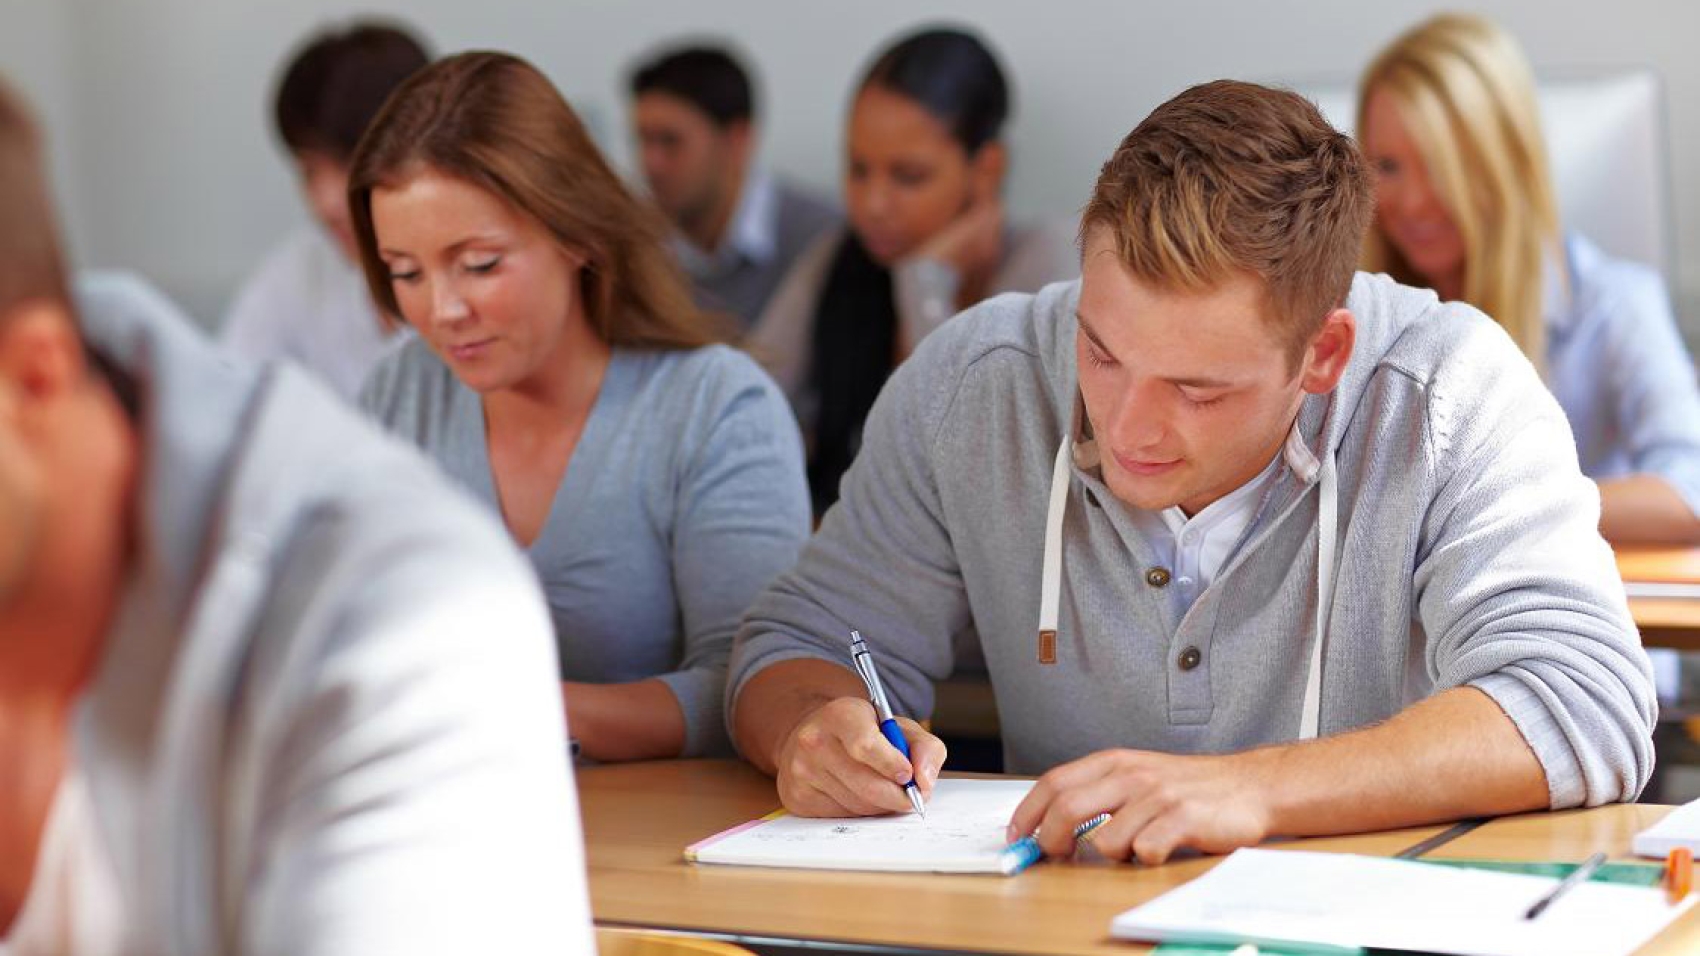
top-left (352, 51), bottom-right (810, 762)
top-left (748, 26), bottom-right (1076, 516)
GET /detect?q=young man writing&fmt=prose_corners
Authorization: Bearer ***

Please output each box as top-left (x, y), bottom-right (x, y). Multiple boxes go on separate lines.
top-left (728, 80), bottom-right (1655, 865)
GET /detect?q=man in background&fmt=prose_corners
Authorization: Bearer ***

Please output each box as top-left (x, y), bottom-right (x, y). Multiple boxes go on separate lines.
top-left (629, 44), bottom-right (837, 329)
top-left (222, 20), bottom-right (429, 400)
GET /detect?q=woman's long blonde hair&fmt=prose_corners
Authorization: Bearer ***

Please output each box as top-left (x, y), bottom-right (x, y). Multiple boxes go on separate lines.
top-left (1358, 13), bottom-right (1560, 368)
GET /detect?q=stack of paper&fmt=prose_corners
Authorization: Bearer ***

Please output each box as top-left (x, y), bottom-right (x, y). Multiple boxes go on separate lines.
top-left (1634, 799), bottom-right (1700, 858)
top-left (686, 778), bottom-right (1034, 873)
top-left (1111, 848), bottom-right (1693, 956)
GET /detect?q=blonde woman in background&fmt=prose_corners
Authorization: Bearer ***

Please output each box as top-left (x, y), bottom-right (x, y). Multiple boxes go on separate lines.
top-left (1359, 12), bottom-right (1700, 544)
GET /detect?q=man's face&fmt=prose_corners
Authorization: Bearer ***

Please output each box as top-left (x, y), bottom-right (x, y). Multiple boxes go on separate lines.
top-left (1075, 227), bottom-right (1331, 516)
top-left (293, 150), bottom-right (357, 262)
top-left (0, 304), bottom-right (134, 628)
top-left (632, 92), bottom-right (738, 230)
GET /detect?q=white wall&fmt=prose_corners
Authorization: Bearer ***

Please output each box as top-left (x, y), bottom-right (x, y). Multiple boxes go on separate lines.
top-left (10, 0), bottom-right (1700, 342)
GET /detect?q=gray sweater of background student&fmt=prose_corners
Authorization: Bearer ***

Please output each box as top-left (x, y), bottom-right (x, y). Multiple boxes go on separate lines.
top-left (730, 273), bottom-right (1657, 808)
top-left (362, 339), bottom-right (810, 756)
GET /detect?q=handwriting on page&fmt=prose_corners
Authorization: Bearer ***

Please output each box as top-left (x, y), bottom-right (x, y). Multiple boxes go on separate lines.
top-left (690, 778), bottom-right (1035, 873)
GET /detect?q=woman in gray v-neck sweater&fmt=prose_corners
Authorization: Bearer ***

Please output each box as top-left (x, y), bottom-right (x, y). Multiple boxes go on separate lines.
top-left (363, 336), bottom-right (808, 758)
top-left (347, 52), bottom-right (810, 760)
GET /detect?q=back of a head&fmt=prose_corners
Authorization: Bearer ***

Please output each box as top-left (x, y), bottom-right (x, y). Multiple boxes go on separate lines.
top-left (0, 76), bottom-right (69, 322)
top-left (860, 26), bottom-right (1010, 153)
top-left (1357, 12), bottom-right (1557, 360)
top-left (275, 20), bottom-right (431, 162)
top-left (348, 51), bottom-right (712, 350)
top-left (629, 45), bottom-right (755, 128)
top-left (1082, 80), bottom-right (1373, 358)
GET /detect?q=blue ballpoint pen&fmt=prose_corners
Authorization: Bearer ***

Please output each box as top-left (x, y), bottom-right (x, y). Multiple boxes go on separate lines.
top-left (849, 629), bottom-right (928, 819)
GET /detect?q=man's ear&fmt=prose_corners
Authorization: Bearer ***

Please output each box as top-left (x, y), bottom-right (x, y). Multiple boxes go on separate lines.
top-left (969, 141), bottom-right (1008, 204)
top-left (0, 300), bottom-right (86, 401)
top-left (1299, 308), bottom-right (1355, 395)
top-left (723, 118), bottom-right (755, 170)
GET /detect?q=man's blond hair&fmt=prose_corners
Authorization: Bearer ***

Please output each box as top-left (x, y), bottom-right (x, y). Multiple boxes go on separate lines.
top-left (1081, 80), bottom-right (1373, 363)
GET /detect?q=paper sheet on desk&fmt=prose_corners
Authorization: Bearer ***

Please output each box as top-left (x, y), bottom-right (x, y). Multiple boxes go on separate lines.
top-left (1111, 848), bottom-right (1695, 956)
top-left (685, 778), bottom-right (1033, 873)
top-left (1633, 797), bottom-right (1700, 857)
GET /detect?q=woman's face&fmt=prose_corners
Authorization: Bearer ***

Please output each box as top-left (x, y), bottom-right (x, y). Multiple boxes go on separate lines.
top-left (371, 168), bottom-right (587, 394)
top-left (843, 85), bottom-right (976, 265)
top-left (1360, 88), bottom-right (1468, 298)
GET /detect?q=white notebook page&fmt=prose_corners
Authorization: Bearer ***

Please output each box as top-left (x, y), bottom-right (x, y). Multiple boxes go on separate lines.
top-left (687, 778), bottom-right (1034, 873)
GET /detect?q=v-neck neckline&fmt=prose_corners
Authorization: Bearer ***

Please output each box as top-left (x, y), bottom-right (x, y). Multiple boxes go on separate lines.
top-left (463, 350), bottom-right (630, 553)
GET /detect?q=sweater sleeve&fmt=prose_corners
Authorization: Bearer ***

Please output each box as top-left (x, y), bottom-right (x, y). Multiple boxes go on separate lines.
top-left (244, 506), bottom-right (594, 956)
top-left (220, 240), bottom-right (299, 363)
top-left (727, 322), bottom-right (975, 733)
top-left (1414, 318), bottom-right (1657, 808)
top-left (662, 352), bottom-right (812, 756)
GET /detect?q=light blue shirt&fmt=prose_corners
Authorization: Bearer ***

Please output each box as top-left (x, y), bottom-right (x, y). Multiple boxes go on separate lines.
top-left (669, 164), bottom-right (779, 279)
top-left (1546, 233), bottom-right (1700, 517)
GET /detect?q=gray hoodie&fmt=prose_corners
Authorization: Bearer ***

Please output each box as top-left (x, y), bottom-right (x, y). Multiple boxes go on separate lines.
top-left (21, 274), bottom-right (594, 955)
top-left (729, 272), bottom-right (1656, 808)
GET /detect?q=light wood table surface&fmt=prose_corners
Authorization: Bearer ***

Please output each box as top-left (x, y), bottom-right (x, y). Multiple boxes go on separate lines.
top-left (582, 759), bottom-right (1700, 955)
top-left (1619, 547), bottom-right (1700, 650)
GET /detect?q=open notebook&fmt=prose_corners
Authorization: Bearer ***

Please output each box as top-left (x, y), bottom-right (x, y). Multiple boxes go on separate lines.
top-left (1112, 848), bottom-right (1694, 956)
top-left (686, 778), bottom-right (1034, 873)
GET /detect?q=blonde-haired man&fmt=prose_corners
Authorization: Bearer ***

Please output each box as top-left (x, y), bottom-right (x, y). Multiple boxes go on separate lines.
top-left (728, 80), bottom-right (1655, 864)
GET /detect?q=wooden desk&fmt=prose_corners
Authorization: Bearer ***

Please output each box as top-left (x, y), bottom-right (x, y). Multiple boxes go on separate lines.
top-left (582, 760), bottom-right (1700, 955)
top-left (1618, 547), bottom-right (1700, 650)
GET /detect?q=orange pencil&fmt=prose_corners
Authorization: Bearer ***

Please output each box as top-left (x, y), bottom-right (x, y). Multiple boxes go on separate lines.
top-left (1666, 846), bottom-right (1693, 904)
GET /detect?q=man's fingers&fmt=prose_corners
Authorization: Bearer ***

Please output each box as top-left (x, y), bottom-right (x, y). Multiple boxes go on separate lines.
top-left (1084, 789), bottom-right (1173, 863)
top-left (1008, 752), bottom-right (1119, 840)
top-left (1130, 809), bottom-right (1191, 866)
top-left (821, 747), bottom-right (914, 815)
top-left (896, 718), bottom-right (948, 796)
top-left (1032, 776), bottom-right (1129, 858)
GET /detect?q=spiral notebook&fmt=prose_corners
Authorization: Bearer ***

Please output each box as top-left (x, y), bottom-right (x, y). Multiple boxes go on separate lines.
top-left (685, 778), bottom-right (1034, 873)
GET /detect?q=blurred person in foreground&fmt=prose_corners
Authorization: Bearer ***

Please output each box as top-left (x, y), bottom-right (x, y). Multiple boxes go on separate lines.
top-left (0, 75), bottom-right (592, 955)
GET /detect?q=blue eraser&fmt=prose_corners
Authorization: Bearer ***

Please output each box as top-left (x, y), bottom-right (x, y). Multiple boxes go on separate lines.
top-left (1000, 836), bottom-right (1043, 876)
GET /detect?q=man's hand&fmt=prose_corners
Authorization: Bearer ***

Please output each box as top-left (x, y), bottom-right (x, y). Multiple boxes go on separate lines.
top-left (913, 197), bottom-right (1004, 278)
top-left (775, 697), bottom-right (948, 817)
top-left (1006, 749), bottom-right (1273, 865)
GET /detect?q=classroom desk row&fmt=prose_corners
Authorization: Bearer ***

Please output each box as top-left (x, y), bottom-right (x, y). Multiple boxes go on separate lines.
top-left (581, 759), bottom-right (1700, 955)
top-left (1620, 546), bottom-right (1700, 650)
top-left (580, 551), bottom-right (1700, 954)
